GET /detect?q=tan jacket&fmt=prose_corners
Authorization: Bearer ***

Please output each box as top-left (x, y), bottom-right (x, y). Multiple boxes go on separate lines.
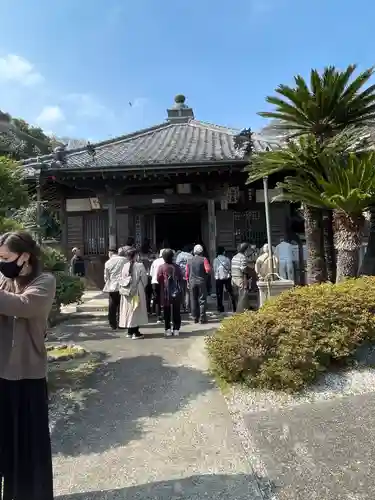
top-left (0, 272), bottom-right (56, 380)
top-left (103, 255), bottom-right (127, 292)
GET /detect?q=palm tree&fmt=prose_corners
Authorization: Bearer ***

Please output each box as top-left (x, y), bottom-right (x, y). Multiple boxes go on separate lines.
top-left (258, 64), bottom-right (375, 282)
top-left (249, 137), bottom-right (375, 281)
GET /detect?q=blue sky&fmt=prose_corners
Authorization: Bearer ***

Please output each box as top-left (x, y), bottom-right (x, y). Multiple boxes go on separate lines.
top-left (0, 0), bottom-right (374, 141)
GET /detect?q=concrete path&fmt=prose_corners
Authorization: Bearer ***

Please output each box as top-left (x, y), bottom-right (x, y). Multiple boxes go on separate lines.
top-left (245, 392), bottom-right (375, 500)
top-left (50, 312), bottom-right (265, 499)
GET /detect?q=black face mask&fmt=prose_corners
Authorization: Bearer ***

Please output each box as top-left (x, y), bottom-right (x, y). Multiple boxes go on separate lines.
top-left (0, 258), bottom-right (24, 279)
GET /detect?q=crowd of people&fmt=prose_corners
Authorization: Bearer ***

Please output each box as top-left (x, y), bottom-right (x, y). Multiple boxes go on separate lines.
top-left (102, 238), bottom-right (259, 338)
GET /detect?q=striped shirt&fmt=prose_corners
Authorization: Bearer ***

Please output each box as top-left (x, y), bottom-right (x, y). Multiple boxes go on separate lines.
top-left (231, 252), bottom-right (248, 287)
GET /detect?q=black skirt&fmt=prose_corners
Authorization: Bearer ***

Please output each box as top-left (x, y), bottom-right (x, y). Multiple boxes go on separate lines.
top-left (0, 378), bottom-right (53, 500)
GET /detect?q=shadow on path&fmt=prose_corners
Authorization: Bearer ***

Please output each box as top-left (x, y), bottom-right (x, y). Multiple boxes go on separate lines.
top-left (56, 473), bottom-right (277, 499)
top-left (49, 315), bottom-right (121, 343)
top-left (52, 354), bottom-right (214, 457)
top-left (50, 315), bottom-right (218, 343)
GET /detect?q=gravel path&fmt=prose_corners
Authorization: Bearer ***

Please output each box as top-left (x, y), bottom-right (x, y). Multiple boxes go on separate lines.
top-left (225, 347), bottom-right (375, 500)
top-left (50, 313), bottom-right (265, 499)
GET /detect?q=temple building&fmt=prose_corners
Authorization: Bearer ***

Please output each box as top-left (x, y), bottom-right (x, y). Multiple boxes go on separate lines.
top-left (22, 95), bottom-right (290, 287)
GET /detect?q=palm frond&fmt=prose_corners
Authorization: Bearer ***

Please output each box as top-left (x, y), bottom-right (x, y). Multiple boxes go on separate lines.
top-left (273, 149), bottom-right (375, 215)
top-left (258, 64), bottom-right (375, 139)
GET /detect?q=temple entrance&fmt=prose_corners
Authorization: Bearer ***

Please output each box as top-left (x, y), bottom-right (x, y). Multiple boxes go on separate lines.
top-left (155, 209), bottom-right (202, 251)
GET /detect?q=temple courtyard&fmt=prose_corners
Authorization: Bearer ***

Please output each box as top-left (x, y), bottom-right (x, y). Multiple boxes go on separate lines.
top-left (50, 295), bottom-right (375, 499)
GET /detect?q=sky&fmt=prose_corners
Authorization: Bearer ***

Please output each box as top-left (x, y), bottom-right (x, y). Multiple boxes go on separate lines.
top-left (0, 0), bottom-right (374, 142)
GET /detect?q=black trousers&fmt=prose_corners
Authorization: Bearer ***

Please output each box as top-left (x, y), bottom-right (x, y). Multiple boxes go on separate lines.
top-left (108, 291), bottom-right (121, 329)
top-left (128, 326), bottom-right (140, 335)
top-left (152, 283), bottom-right (163, 320)
top-left (190, 282), bottom-right (207, 321)
top-left (216, 278), bottom-right (236, 312)
top-left (0, 378), bottom-right (53, 500)
top-left (164, 299), bottom-right (182, 331)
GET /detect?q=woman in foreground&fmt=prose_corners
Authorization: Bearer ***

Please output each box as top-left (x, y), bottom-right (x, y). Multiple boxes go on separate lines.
top-left (0, 231), bottom-right (56, 500)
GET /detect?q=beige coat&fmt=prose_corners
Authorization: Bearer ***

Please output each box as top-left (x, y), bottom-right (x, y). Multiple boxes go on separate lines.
top-left (119, 261), bottom-right (148, 328)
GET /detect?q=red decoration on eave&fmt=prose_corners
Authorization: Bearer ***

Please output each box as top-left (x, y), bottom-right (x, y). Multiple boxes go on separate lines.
top-left (48, 175), bottom-right (56, 182)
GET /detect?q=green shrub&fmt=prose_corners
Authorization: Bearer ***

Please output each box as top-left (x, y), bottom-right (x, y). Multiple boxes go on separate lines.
top-left (0, 216), bottom-right (23, 233)
top-left (42, 245), bottom-right (67, 272)
top-left (206, 277), bottom-right (375, 392)
top-left (54, 271), bottom-right (84, 307)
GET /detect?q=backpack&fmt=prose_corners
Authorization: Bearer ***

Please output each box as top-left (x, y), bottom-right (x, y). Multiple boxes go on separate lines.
top-left (166, 266), bottom-right (181, 301)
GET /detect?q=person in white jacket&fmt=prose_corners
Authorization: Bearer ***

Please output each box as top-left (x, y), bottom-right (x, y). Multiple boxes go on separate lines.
top-left (150, 249), bottom-right (165, 322)
top-left (103, 248), bottom-right (128, 329)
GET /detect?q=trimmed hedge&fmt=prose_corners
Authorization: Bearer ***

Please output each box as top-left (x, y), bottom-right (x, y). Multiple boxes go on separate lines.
top-left (206, 277), bottom-right (375, 392)
top-left (41, 246), bottom-right (84, 325)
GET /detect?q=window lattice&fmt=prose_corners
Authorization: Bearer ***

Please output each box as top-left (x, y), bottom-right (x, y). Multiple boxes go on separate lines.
top-left (234, 211), bottom-right (266, 248)
top-left (83, 213), bottom-right (108, 255)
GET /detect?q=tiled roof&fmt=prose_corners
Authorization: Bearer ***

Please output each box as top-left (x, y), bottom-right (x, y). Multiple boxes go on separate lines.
top-left (22, 119), bottom-right (279, 173)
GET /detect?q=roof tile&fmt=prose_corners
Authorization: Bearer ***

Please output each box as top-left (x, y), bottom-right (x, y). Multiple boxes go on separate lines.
top-left (22, 119), bottom-right (279, 172)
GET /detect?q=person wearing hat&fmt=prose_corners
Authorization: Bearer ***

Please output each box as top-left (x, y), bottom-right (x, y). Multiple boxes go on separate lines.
top-left (103, 247), bottom-right (128, 330)
top-left (185, 244), bottom-right (211, 324)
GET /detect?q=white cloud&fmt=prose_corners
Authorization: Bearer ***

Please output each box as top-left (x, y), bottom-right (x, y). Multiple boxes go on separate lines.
top-left (65, 93), bottom-right (113, 119)
top-left (36, 105), bottom-right (65, 125)
top-left (0, 54), bottom-right (44, 86)
top-left (0, 53), bottom-right (149, 138)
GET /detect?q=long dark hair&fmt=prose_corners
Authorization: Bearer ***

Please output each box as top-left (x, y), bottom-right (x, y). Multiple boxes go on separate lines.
top-left (0, 231), bottom-right (42, 283)
top-left (125, 247), bottom-right (137, 261)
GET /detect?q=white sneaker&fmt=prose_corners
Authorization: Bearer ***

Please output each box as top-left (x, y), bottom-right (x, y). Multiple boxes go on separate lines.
top-left (173, 330), bottom-right (180, 336)
top-left (164, 329), bottom-right (172, 337)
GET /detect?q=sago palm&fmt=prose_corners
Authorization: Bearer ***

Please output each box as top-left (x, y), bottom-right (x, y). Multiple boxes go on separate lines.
top-left (248, 135), bottom-right (328, 283)
top-left (259, 65), bottom-right (375, 139)
top-left (259, 64), bottom-right (375, 282)
top-left (248, 132), bottom-right (363, 283)
top-left (272, 150), bottom-right (375, 282)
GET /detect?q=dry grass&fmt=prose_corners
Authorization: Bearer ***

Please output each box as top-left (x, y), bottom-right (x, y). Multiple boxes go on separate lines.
top-left (48, 352), bottom-right (104, 394)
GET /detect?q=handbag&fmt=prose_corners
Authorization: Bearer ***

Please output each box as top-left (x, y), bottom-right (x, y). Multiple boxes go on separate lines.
top-left (119, 262), bottom-right (137, 298)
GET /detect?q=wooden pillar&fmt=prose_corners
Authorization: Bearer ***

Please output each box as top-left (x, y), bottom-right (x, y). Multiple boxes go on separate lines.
top-left (207, 199), bottom-right (216, 261)
top-left (59, 197), bottom-right (68, 255)
top-left (208, 199), bottom-right (217, 294)
top-left (108, 198), bottom-right (117, 249)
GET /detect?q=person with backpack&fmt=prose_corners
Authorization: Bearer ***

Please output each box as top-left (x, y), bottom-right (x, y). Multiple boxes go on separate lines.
top-left (157, 249), bottom-right (183, 337)
top-left (213, 246), bottom-right (236, 313)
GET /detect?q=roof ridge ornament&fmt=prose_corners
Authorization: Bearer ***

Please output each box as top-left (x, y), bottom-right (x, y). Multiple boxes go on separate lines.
top-left (51, 144), bottom-right (67, 168)
top-left (167, 94), bottom-right (194, 123)
top-left (86, 141), bottom-right (96, 158)
top-left (234, 127), bottom-right (255, 158)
